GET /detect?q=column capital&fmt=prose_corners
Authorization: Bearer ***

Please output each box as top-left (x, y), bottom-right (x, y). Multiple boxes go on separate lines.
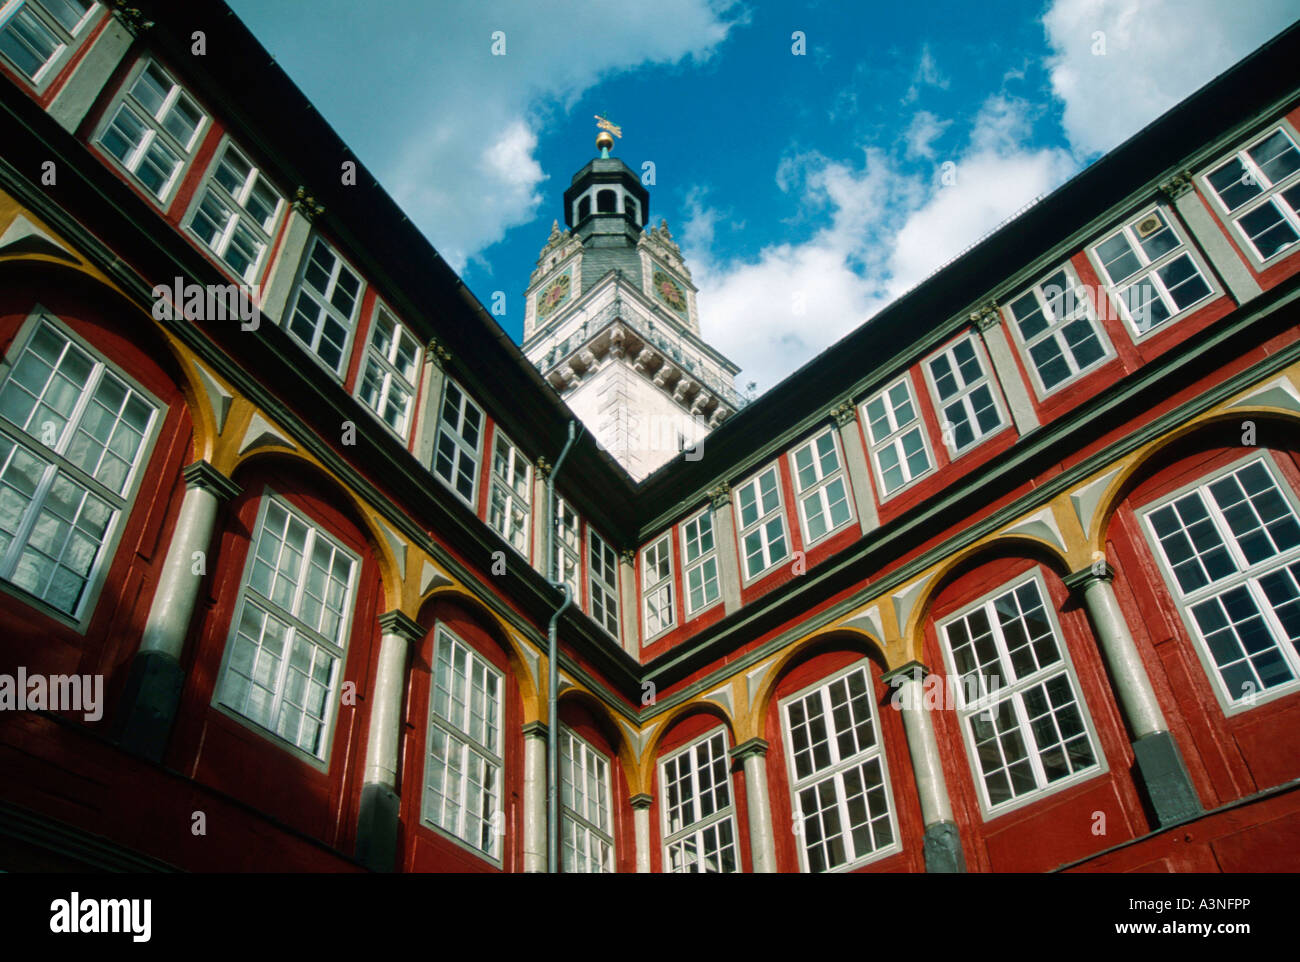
top-left (629, 793), bottom-right (654, 810)
top-left (1063, 562), bottom-right (1116, 593)
top-left (291, 186), bottom-right (326, 221)
top-left (522, 720), bottom-right (549, 739)
top-left (1158, 171), bottom-right (1194, 201)
top-left (881, 660), bottom-right (932, 685)
top-left (830, 400), bottom-right (857, 427)
top-left (182, 460), bottom-right (241, 501)
top-left (110, 2), bottom-right (155, 35)
top-left (618, 548), bottom-right (636, 567)
top-left (707, 481), bottom-right (731, 509)
top-left (730, 737), bottom-right (769, 762)
top-left (377, 609), bottom-right (424, 643)
top-left (535, 456), bottom-right (552, 478)
top-left (968, 300), bottom-right (1001, 333)
top-left (426, 337), bottom-right (452, 367)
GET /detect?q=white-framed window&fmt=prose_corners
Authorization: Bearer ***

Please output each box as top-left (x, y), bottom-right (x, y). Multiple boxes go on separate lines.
top-left (660, 728), bottom-right (739, 872)
top-left (423, 625), bottom-right (504, 862)
top-left (95, 59), bottom-right (206, 204)
top-left (1203, 125), bottom-right (1300, 266)
top-left (641, 533), bottom-right (674, 641)
top-left (679, 507), bottom-right (720, 616)
top-left (587, 528), bottom-right (619, 639)
top-left (863, 375), bottom-right (933, 497)
top-left (432, 378), bottom-right (483, 508)
top-left (1141, 455), bottom-right (1300, 712)
top-left (735, 465), bottom-right (789, 581)
top-left (925, 335), bottom-right (1005, 456)
top-left (186, 140), bottom-right (282, 284)
top-left (790, 429), bottom-right (853, 546)
top-left (555, 495), bottom-right (581, 600)
top-left (356, 304), bottom-right (419, 440)
top-left (560, 726), bottom-right (614, 873)
top-left (214, 495), bottom-right (358, 763)
top-left (0, 313), bottom-right (159, 621)
top-left (780, 662), bottom-right (899, 872)
top-left (285, 236), bottom-right (362, 377)
top-left (1090, 206), bottom-right (1213, 337)
top-left (1005, 266), bottom-right (1112, 395)
top-left (488, 429), bottom-right (530, 556)
top-left (938, 573), bottom-right (1102, 816)
top-left (0, 0), bottom-right (96, 86)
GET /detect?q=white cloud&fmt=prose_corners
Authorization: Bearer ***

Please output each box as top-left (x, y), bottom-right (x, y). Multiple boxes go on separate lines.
top-left (1043, 0), bottom-right (1299, 157)
top-left (280, 0), bottom-right (742, 272)
top-left (904, 110), bottom-right (952, 159)
top-left (904, 43), bottom-right (950, 103)
top-left (688, 96), bottom-right (1076, 393)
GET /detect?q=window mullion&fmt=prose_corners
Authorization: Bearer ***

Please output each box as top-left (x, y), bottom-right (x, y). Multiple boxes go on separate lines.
top-left (1014, 688), bottom-right (1049, 790)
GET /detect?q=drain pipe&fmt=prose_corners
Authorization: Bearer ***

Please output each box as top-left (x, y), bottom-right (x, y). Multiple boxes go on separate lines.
top-left (545, 420), bottom-right (578, 872)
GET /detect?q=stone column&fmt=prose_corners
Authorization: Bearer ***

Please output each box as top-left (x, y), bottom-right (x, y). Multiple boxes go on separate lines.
top-left (531, 458), bottom-right (551, 578)
top-left (1063, 563), bottom-right (1202, 825)
top-left (259, 207), bottom-right (315, 323)
top-left (708, 483), bottom-right (743, 616)
top-left (355, 609), bottom-right (422, 872)
top-left (412, 339), bottom-right (451, 469)
top-left (1160, 174), bottom-right (1261, 305)
top-left (630, 793), bottom-right (653, 873)
top-left (117, 461), bottom-right (239, 761)
top-left (731, 738), bottom-right (777, 873)
top-left (971, 304), bottom-right (1039, 437)
top-left (830, 401), bottom-right (879, 535)
top-left (882, 661), bottom-right (966, 872)
top-left (522, 721), bottom-right (548, 872)
top-left (618, 549), bottom-right (638, 656)
top-left (48, 12), bottom-right (134, 134)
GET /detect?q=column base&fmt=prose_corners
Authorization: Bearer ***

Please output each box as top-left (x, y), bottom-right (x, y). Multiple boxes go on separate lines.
top-left (923, 820), bottom-right (966, 873)
top-left (1133, 730), bottom-right (1202, 827)
top-left (355, 782), bottom-right (401, 872)
top-left (114, 650), bottom-right (185, 763)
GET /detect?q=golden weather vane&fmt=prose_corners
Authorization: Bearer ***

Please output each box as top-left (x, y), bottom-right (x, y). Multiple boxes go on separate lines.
top-left (594, 112), bottom-right (622, 156)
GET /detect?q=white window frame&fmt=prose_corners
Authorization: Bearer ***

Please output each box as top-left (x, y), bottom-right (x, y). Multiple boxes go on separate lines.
top-left (354, 302), bottom-right (420, 441)
top-left (284, 235), bottom-right (363, 378)
top-left (1086, 204), bottom-right (1217, 340)
top-left (587, 527), bottom-right (619, 640)
top-left (789, 428), bottom-right (855, 547)
top-left (93, 57), bottom-right (207, 207)
top-left (0, 0), bottom-right (99, 91)
top-left (1139, 452), bottom-right (1300, 716)
top-left (1200, 122), bottom-right (1300, 269)
top-left (659, 727), bottom-right (740, 873)
top-left (431, 377), bottom-right (484, 509)
top-left (554, 495), bottom-right (581, 601)
top-left (734, 463), bottom-right (790, 583)
top-left (678, 506), bottom-right (721, 617)
top-left (184, 137), bottom-right (283, 284)
top-left (488, 428), bottom-right (531, 557)
top-left (779, 660), bottom-right (901, 873)
top-left (422, 624), bottom-right (505, 864)
top-left (1003, 263), bottom-right (1114, 398)
top-left (936, 570), bottom-right (1105, 819)
top-left (560, 726), bottom-right (615, 873)
top-left (212, 491), bottom-right (359, 769)
top-left (862, 374), bottom-right (935, 500)
top-left (0, 309), bottom-right (162, 628)
top-left (923, 334), bottom-right (1007, 459)
top-left (640, 532), bottom-right (675, 642)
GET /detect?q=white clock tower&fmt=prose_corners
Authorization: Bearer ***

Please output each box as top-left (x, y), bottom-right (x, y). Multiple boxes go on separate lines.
top-left (522, 124), bottom-right (743, 481)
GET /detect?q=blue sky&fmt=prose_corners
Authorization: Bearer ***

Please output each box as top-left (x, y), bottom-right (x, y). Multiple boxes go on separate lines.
top-left (227, 0), bottom-right (1299, 395)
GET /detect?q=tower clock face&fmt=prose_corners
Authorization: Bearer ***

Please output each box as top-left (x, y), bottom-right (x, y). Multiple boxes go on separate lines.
top-left (653, 269), bottom-right (687, 315)
top-left (536, 272), bottom-right (571, 319)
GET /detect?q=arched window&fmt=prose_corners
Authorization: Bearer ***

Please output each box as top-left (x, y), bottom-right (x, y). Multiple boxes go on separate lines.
top-left (626, 198), bottom-right (639, 224)
top-left (597, 189), bottom-right (616, 213)
top-left (577, 196), bottom-right (591, 221)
